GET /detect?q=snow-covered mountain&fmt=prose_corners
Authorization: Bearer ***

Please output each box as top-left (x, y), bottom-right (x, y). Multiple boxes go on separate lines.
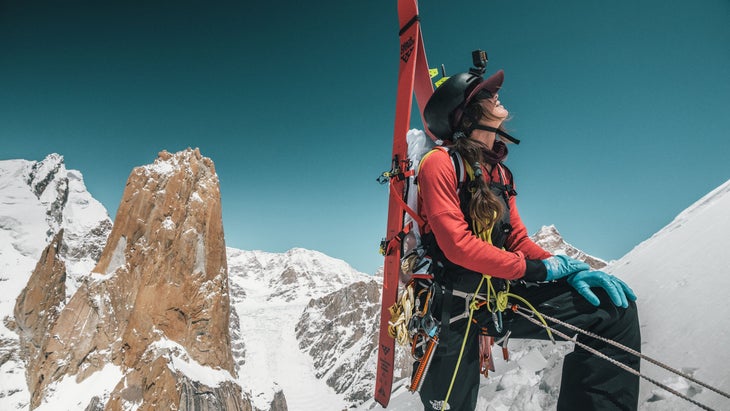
top-left (226, 247), bottom-right (371, 411)
top-left (1, 153), bottom-right (374, 411)
top-left (0, 155), bottom-right (111, 410)
top-left (0, 154), bottom-right (112, 316)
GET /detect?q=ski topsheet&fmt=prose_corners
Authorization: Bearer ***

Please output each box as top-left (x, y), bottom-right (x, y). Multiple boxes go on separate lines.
top-left (375, 0), bottom-right (433, 407)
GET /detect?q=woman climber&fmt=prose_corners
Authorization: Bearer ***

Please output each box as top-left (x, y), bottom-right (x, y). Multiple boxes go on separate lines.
top-left (412, 55), bottom-right (641, 411)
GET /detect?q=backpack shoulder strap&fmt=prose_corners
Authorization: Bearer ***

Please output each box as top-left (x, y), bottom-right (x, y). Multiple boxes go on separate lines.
top-left (444, 147), bottom-right (468, 194)
top-left (417, 146), bottom-right (468, 193)
top-left (495, 163), bottom-right (517, 197)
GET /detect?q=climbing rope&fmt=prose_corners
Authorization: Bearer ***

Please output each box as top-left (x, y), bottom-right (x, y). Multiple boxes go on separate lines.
top-left (388, 284), bottom-right (414, 346)
top-left (525, 306), bottom-right (730, 401)
top-left (512, 305), bottom-right (728, 411)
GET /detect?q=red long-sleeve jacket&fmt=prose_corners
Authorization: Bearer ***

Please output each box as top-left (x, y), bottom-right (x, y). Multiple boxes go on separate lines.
top-left (417, 148), bottom-right (551, 281)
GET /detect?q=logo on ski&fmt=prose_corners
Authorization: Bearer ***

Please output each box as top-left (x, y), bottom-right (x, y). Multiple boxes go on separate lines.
top-left (401, 36), bottom-right (415, 63)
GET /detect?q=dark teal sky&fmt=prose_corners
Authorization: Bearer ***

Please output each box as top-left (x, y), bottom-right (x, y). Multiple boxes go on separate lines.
top-left (2, 0), bottom-right (729, 274)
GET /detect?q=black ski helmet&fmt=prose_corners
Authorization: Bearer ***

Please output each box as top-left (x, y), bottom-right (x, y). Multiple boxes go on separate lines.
top-left (424, 69), bottom-right (504, 142)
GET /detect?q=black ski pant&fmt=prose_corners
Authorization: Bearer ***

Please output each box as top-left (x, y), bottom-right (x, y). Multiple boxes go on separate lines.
top-left (418, 280), bottom-right (640, 411)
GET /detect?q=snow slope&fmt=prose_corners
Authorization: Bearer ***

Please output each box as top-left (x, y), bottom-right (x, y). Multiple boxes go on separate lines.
top-left (610, 179), bottom-right (730, 410)
top-left (227, 247), bottom-right (370, 411)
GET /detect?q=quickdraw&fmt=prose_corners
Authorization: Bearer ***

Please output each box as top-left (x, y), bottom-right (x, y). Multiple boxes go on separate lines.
top-left (387, 276), bottom-right (442, 393)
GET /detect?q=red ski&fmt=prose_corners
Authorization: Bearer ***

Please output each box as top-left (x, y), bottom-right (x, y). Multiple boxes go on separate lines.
top-left (375, 0), bottom-right (434, 407)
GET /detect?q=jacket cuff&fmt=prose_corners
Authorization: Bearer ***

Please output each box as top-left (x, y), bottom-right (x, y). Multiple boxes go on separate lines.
top-left (523, 259), bottom-right (547, 282)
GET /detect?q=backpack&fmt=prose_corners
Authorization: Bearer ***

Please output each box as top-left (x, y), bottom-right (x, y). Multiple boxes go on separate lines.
top-left (399, 129), bottom-right (468, 281)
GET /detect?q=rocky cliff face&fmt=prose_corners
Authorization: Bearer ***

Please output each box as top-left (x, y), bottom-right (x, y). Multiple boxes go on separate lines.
top-left (295, 279), bottom-right (412, 404)
top-left (13, 231), bottom-right (67, 403)
top-left (13, 149), bottom-right (249, 410)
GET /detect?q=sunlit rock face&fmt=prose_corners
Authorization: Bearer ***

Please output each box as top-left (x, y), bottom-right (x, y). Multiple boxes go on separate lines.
top-left (17, 149), bottom-right (249, 410)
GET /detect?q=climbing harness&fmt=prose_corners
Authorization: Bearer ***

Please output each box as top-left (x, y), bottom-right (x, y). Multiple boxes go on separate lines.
top-left (441, 276), bottom-right (485, 410)
top-left (438, 278), bottom-right (552, 411)
top-left (438, 286), bottom-right (730, 411)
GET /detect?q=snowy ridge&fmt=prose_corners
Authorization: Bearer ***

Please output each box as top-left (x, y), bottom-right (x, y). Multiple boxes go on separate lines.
top-left (627, 178), bottom-right (730, 255)
top-left (228, 247), bottom-right (365, 303)
top-left (34, 363), bottom-right (124, 411)
top-left (142, 149), bottom-right (190, 177)
top-left (532, 224), bottom-right (607, 269)
top-left (608, 178), bottom-right (730, 411)
top-left (0, 154), bottom-right (111, 310)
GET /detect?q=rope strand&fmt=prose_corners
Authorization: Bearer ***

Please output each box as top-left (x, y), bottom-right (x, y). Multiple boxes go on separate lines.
top-left (515, 306), bottom-right (730, 401)
top-left (512, 307), bottom-right (724, 411)
top-left (388, 285), bottom-right (414, 346)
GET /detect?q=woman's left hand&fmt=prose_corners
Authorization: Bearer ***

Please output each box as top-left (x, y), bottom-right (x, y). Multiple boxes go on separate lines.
top-left (567, 270), bottom-right (637, 308)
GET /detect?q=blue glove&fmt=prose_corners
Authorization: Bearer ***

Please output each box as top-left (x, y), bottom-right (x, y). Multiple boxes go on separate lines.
top-left (567, 270), bottom-right (637, 308)
top-left (542, 255), bottom-right (591, 281)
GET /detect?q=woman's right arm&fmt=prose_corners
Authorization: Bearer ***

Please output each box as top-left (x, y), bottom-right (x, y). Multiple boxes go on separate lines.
top-left (418, 150), bottom-right (545, 281)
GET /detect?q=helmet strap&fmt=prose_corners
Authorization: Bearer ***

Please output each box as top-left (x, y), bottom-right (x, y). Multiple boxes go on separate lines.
top-left (471, 125), bottom-right (521, 145)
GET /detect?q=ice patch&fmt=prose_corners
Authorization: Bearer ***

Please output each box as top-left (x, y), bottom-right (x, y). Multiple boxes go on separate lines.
top-left (162, 216), bottom-right (175, 230)
top-left (194, 233), bottom-right (205, 274)
top-left (516, 348), bottom-right (548, 373)
top-left (144, 158), bottom-right (176, 176)
top-left (106, 236), bottom-right (127, 275)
